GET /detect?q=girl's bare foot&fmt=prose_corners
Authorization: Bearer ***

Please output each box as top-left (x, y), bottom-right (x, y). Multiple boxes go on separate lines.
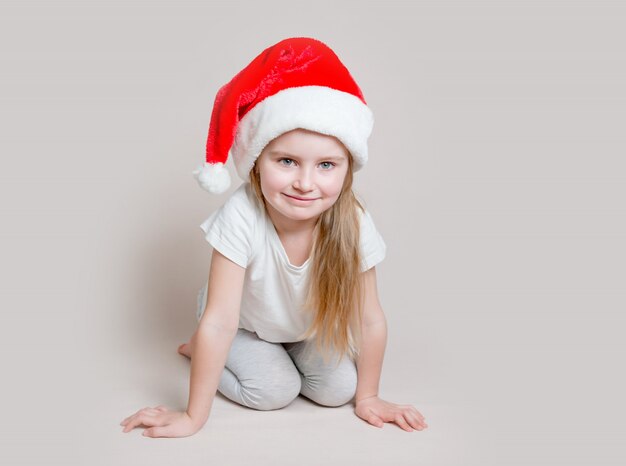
top-left (177, 342), bottom-right (191, 359)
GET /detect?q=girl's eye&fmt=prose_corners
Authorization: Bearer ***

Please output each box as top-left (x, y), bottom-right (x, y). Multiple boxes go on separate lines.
top-left (319, 161), bottom-right (335, 170)
top-left (279, 158), bottom-right (294, 166)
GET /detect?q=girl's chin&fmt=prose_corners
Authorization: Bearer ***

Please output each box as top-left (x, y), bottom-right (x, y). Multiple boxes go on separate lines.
top-left (274, 206), bottom-right (324, 221)
top-left (283, 210), bottom-right (322, 220)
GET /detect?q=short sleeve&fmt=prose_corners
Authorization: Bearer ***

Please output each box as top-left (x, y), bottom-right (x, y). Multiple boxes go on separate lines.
top-left (359, 209), bottom-right (387, 272)
top-left (199, 185), bottom-right (257, 268)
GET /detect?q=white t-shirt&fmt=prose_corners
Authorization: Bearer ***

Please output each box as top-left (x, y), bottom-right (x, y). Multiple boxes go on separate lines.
top-left (197, 183), bottom-right (386, 343)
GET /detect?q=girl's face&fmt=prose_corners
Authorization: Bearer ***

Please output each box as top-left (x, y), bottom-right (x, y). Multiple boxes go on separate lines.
top-left (254, 128), bottom-right (350, 230)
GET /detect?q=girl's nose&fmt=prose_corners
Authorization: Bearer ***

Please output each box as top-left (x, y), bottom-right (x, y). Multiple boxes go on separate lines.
top-left (293, 168), bottom-right (314, 191)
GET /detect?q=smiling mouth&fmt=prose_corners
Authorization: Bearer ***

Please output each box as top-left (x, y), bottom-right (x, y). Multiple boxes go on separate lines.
top-left (283, 194), bottom-right (319, 201)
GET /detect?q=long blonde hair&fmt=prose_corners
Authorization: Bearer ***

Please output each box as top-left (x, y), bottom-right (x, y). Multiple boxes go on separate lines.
top-left (249, 154), bottom-right (365, 365)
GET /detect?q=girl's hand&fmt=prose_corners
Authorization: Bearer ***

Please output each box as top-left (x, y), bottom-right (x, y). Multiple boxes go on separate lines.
top-left (354, 396), bottom-right (428, 432)
top-left (120, 405), bottom-right (201, 438)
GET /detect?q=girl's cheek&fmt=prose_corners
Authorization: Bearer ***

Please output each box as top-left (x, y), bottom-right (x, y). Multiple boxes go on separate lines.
top-left (270, 171), bottom-right (293, 184)
top-left (262, 174), bottom-right (287, 190)
top-left (328, 179), bottom-right (346, 196)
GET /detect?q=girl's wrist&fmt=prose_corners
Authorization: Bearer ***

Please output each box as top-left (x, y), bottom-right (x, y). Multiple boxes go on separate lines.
top-left (186, 410), bottom-right (208, 429)
top-left (355, 394), bottom-right (378, 404)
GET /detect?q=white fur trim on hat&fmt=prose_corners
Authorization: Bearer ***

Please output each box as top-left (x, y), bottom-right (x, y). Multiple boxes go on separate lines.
top-left (230, 85), bottom-right (374, 182)
top-left (192, 162), bottom-right (231, 194)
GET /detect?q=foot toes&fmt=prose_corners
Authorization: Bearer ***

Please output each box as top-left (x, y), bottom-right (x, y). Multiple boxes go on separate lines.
top-left (177, 343), bottom-right (191, 357)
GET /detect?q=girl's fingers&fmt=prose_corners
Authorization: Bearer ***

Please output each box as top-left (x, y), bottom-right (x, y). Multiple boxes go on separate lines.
top-left (394, 414), bottom-right (413, 432)
top-left (401, 405), bottom-right (425, 421)
top-left (404, 412), bottom-right (425, 430)
top-left (144, 424), bottom-right (173, 438)
top-left (122, 412), bottom-right (159, 433)
top-left (413, 409), bottom-right (426, 423)
top-left (417, 413), bottom-right (428, 428)
top-left (406, 407), bottom-right (427, 426)
top-left (123, 414), bottom-right (146, 433)
top-left (361, 408), bottom-right (384, 428)
top-left (122, 417), bottom-right (140, 433)
top-left (368, 413), bottom-right (384, 428)
top-left (120, 407), bottom-right (163, 427)
top-left (120, 411), bottom-right (142, 426)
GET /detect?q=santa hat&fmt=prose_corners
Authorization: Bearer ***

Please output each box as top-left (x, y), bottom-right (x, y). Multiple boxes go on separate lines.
top-left (193, 37), bottom-right (374, 194)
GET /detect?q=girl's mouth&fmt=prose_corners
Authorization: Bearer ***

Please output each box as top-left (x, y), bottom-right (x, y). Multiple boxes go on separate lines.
top-left (283, 193), bottom-right (319, 202)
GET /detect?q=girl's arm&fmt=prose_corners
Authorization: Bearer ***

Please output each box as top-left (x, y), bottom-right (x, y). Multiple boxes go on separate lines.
top-left (121, 249), bottom-right (245, 437)
top-left (353, 267), bottom-right (429, 432)
top-left (354, 266), bottom-right (387, 403)
top-left (186, 249), bottom-right (245, 426)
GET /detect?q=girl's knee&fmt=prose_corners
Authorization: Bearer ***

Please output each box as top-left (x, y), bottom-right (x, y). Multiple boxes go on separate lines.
top-left (304, 363), bottom-right (358, 407)
top-left (316, 381), bottom-right (357, 407)
top-left (244, 369), bottom-right (302, 411)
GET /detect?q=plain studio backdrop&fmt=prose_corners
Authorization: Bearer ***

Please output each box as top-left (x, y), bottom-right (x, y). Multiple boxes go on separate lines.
top-left (1, 1), bottom-right (624, 465)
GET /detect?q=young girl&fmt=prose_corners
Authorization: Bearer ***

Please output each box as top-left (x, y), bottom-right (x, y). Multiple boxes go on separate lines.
top-left (120, 37), bottom-right (428, 438)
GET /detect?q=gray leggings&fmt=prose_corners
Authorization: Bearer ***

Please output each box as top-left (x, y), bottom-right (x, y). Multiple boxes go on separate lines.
top-left (197, 286), bottom-right (358, 411)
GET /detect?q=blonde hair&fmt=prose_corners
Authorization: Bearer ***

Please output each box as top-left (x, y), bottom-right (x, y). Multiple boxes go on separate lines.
top-left (249, 152), bottom-right (365, 367)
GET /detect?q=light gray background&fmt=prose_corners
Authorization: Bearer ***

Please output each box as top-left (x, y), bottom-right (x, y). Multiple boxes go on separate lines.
top-left (1, 1), bottom-right (624, 465)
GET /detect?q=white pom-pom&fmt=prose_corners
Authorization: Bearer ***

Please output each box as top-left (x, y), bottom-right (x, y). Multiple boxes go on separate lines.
top-left (192, 162), bottom-right (231, 194)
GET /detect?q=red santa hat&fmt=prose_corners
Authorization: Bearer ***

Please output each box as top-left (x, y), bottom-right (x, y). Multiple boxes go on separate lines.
top-left (193, 37), bottom-right (374, 194)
